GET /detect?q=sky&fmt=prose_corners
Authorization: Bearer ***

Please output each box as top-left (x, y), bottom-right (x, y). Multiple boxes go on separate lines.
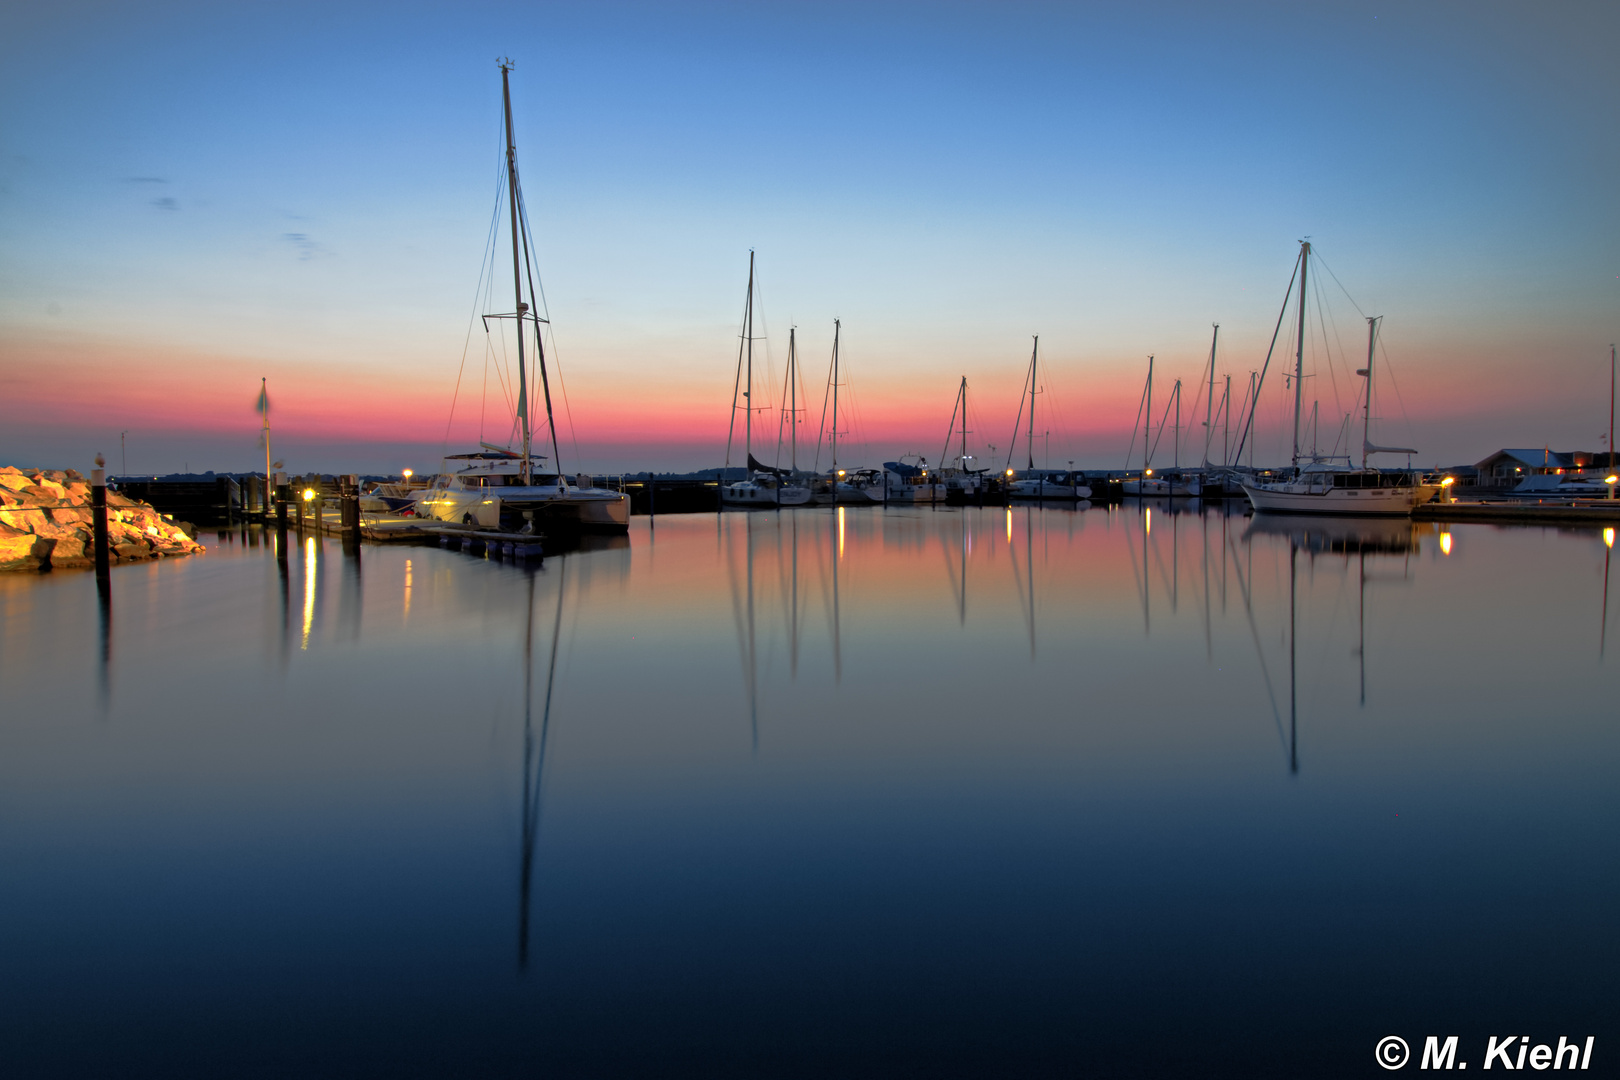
top-left (1, 0), bottom-right (1616, 476)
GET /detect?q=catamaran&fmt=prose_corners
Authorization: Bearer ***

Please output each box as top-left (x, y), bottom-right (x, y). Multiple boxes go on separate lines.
top-left (1241, 241), bottom-right (1436, 516)
top-left (412, 61), bottom-right (628, 532)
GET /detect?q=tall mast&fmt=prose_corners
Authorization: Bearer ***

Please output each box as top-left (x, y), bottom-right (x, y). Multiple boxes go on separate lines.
top-left (500, 61), bottom-right (532, 485)
top-left (788, 327), bottom-right (797, 472)
top-left (1292, 240), bottom-right (1310, 471)
top-left (1173, 379), bottom-right (1181, 468)
top-left (960, 377), bottom-right (968, 468)
top-left (1223, 374), bottom-right (1232, 467)
top-left (1205, 325), bottom-right (1219, 467)
top-left (1361, 316), bottom-right (1381, 469)
top-left (1610, 343), bottom-right (1616, 472)
top-left (1027, 336), bottom-right (1038, 471)
top-left (830, 319), bottom-right (841, 471)
top-left (1144, 356), bottom-right (1153, 473)
top-left (745, 251), bottom-right (755, 464)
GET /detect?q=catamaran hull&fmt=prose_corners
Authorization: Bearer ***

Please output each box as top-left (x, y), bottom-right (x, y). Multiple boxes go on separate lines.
top-left (414, 488), bottom-right (630, 531)
top-left (1241, 483), bottom-right (1420, 516)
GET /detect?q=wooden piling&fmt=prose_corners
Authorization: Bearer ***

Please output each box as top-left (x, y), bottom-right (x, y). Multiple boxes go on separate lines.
top-left (91, 466), bottom-right (110, 582)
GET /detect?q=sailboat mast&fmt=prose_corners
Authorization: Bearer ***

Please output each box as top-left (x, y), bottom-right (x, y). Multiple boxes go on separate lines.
top-left (1223, 374), bottom-right (1232, 467)
top-left (1027, 336), bottom-right (1039, 470)
top-left (1144, 357), bottom-right (1153, 474)
top-left (831, 319), bottom-right (840, 471)
top-left (960, 377), bottom-right (968, 467)
top-left (500, 62), bottom-right (532, 485)
top-left (1205, 325), bottom-right (1219, 467)
top-left (1173, 379), bottom-right (1181, 468)
top-left (788, 327), bottom-right (797, 472)
top-left (745, 251), bottom-right (755, 464)
top-left (1292, 240), bottom-right (1310, 471)
top-left (1362, 316), bottom-right (1380, 469)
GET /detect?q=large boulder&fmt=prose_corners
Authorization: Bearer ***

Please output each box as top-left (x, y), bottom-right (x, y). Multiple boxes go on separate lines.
top-left (0, 523), bottom-right (51, 572)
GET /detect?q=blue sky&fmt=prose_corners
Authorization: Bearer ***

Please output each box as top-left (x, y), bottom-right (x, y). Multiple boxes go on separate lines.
top-left (1, 1), bottom-right (1615, 473)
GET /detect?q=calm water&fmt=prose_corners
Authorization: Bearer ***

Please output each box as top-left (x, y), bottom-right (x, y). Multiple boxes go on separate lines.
top-left (1, 504), bottom-right (1615, 1078)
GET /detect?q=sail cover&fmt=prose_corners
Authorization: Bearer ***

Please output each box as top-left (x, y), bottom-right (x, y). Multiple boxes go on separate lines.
top-left (1364, 440), bottom-right (1419, 457)
top-left (747, 453), bottom-right (786, 476)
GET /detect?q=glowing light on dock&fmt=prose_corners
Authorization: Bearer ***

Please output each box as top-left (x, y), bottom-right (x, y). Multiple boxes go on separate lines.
top-left (1440, 531), bottom-right (1453, 556)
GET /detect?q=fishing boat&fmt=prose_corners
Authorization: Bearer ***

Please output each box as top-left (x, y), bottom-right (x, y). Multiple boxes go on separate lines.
top-left (722, 254), bottom-right (813, 508)
top-left (415, 62), bottom-right (628, 532)
top-left (1241, 242), bottom-right (1437, 516)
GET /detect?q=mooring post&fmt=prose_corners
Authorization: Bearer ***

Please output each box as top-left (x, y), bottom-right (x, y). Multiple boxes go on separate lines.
top-left (341, 475), bottom-right (360, 538)
top-left (275, 471), bottom-right (288, 530)
top-left (648, 470), bottom-right (656, 524)
top-left (91, 464), bottom-right (111, 584)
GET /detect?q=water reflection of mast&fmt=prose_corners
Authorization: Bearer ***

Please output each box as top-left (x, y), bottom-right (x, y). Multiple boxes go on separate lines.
top-left (830, 507), bottom-right (842, 682)
top-left (1228, 533), bottom-right (1289, 770)
top-left (518, 560), bottom-right (566, 971)
top-left (1288, 540), bottom-right (1298, 774)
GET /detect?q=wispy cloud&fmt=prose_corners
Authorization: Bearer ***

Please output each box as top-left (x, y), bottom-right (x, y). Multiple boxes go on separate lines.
top-left (281, 232), bottom-right (326, 261)
top-left (122, 176), bottom-right (168, 184)
top-left (151, 196), bottom-right (178, 211)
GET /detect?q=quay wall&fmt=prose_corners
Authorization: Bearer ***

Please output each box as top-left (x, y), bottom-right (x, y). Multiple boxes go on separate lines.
top-left (0, 467), bottom-right (205, 573)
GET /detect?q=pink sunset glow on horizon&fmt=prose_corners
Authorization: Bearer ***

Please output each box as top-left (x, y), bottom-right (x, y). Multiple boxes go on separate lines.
top-left (2, 4), bottom-right (1615, 475)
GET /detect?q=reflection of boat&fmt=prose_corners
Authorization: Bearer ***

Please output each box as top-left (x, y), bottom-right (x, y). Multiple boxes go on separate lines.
top-left (418, 64), bottom-right (628, 533)
top-left (1241, 244), bottom-right (1435, 516)
top-left (1242, 513), bottom-right (1423, 555)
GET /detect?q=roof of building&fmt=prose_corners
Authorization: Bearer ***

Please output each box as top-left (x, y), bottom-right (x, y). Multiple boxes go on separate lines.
top-left (1475, 448), bottom-right (1579, 470)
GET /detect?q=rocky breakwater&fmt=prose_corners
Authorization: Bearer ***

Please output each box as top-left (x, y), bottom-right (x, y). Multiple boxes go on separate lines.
top-left (0, 467), bottom-right (205, 572)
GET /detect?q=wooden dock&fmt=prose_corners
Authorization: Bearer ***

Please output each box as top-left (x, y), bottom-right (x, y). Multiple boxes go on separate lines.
top-left (1414, 499), bottom-right (1620, 525)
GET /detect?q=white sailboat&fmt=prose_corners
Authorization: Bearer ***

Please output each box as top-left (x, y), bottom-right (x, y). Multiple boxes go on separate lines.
top-left (1241, 242), bottom-right (1435, 516)
top-left (1004, 337), bottom-right (1093, 499)
top-left (414, 61), bottom-right (628, 532)
top-left (721, 253), bottom-right (813, 508)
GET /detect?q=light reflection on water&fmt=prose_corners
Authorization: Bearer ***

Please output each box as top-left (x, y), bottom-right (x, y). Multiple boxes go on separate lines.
top-left (0, 503), bottom-right (1616, 1077)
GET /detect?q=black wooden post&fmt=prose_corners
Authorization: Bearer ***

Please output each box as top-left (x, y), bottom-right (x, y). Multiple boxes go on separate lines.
top-left (91, 465), bottom-right (111, 583)
top-left (649, 471), bottom-right (655, 524)
top-left (275, 471), bottom-right (289, 530)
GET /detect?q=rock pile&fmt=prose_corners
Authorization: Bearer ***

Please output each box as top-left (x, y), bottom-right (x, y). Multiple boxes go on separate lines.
top-left (0, 467), bottom-right (205, 572)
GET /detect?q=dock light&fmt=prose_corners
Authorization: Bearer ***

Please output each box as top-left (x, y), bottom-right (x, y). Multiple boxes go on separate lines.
top-left (1006, 468), bottom-right (1015, 477)
top-left (302, 488), bottom-right (316, 502)
top-left (837, 470), bottom-right (846, 477)
top-left (1145, 468), bottom-right (1154, 476)
top-left (1608, 475), bottom-right (1617, 500)
top-left (402, 469), bottom-right (413, 480)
